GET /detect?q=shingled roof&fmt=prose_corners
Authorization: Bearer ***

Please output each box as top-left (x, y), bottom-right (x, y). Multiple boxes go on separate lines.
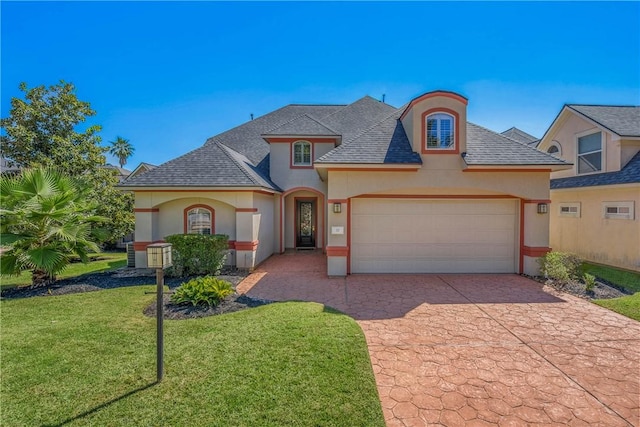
top-left (122, 94), bottom-right (568, 189)
top-left (500, 127), bottom-right (539, 145)
top-left (262, 114), bottom-right (339, 137)
top-left (316, 108), bottom-right (422, 164)
top-left (551, 151), bottom-right (640, 189)
top-left (464, 123), bottom-right (568, 166)
top-left (568, 105), bottom-right (640, 137)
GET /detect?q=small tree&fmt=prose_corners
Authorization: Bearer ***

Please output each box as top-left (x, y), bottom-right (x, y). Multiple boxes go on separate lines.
top-left (0, 168), bottom-right (105, 286)
top-left (0, 81), bottom-right (134, 247)
top-left (109, 136), bottom-right (134, 168)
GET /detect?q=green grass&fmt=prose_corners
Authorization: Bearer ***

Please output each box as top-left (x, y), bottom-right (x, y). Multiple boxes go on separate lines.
top-left (582, 262), bottom-right (640, 293)
top-left (0, 287), bottom-right (384, 426)
top-left (582, 262), bottom-right (640, 321)
top-left (594, 293), bottom-right (640, 321)
top-left (0, 252), bottom-right (127, 289)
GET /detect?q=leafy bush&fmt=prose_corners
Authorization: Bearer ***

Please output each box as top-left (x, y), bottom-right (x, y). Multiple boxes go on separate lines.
top-left (538, 251), bottom-right (582, 283)
top-left (171, 276), bottom-right (234, 307)
top-left (165, 234), bottom-right (229, 277)
top-left (583, 273), bottom-right (596, 293)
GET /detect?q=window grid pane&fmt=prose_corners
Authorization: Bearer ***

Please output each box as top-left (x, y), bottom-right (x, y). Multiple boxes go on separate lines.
top-left (188, 208), bottom-right (211, 235)
top-left (293, 142), bottom-right (311, 165)
top-left (425, 114), bottom-right (454, 149)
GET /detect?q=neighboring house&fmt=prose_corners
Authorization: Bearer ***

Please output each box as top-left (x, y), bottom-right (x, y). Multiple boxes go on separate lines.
top-left (537, 105), bottom-right (640, 272)
top-left (501, 127), bottom-right (539, 146)
top-left (125, 162), bottom-right (157, 181)
top-left (120, 90), bottom-right (570, 276)
top-left (103, 164), bottom-right (131, 183)
top-left (0, 154), bottom-right (21, 176)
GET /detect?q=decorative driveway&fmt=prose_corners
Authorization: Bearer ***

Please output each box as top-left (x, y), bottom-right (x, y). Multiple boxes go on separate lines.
top-left (237, 251), bottom-right (640, 426)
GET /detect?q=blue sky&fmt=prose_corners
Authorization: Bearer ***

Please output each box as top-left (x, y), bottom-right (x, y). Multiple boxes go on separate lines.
top-left (2, 1), bottom-right (639, 169)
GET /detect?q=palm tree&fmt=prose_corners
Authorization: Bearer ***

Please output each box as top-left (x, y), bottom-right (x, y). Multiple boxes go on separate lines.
top-left (109, 136), bottom-right (134, 168)
top-left (0, 168), bottom-right (105, 286)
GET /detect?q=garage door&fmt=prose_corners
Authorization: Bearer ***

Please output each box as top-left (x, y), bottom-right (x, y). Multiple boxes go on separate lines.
top-left (351, 198), bottom-right (517, 273)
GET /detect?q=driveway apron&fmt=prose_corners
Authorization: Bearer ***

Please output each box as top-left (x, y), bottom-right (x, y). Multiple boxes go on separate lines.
top-left (237, 251), bottom-right (640, 426)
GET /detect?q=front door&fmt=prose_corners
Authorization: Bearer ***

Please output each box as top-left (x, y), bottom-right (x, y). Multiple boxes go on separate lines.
top-left (296, 200), bottom-right (316, 248)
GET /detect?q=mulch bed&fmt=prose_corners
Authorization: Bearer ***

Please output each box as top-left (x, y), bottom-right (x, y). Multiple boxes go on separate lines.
top-left (1, 267), bottom-right (273, 320)
top-left (532, 276), bottom-right (630, 300)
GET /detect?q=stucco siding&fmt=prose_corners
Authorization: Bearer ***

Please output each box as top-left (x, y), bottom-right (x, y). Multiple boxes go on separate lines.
top-left (269, 142), bottom-right (334, 192)
top-left (253, 193), bottom-right (275, 265)
top-left (550, 186), bottom-right (640, 271)
top-left (156, 197), bottom-right (236, 240)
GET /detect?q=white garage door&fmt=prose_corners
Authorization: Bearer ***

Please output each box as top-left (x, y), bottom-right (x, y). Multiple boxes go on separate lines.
top-left (351, 198), bottom-right (517, 273)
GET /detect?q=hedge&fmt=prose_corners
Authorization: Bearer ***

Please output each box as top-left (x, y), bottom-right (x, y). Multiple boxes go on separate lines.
top-left (164, 234), bottom-right (229, 277)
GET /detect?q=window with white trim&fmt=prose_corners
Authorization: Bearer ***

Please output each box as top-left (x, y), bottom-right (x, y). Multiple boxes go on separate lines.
top-left (187, 208), bottom-right (212, 234)
top-left (602, 201), bottom-right (634, 220)
top-left (577, 132), bottom-right (602, 174)
top-left (425, 113), bottom-right (455, 150)
top-left (558, 202), bottom-right (580, 218)
top-left (292, 141), bottom-right (312, 166)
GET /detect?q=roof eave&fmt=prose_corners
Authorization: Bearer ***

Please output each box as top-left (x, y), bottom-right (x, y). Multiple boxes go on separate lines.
top-left (117, 185), bottom-right (281, 193)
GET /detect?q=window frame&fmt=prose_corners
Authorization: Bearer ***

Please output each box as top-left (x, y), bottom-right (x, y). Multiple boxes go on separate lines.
top-left (291, 140), bottom-right (313, 168)
top-left (576, 130), bottom-right (603, 175)
top-left (183, 204), bottom-right (215, 235)
top-left (558, 202), bottom-right (581, 218)
top-left (547, 140), bottom-right (562, 156)
top-left (421, 108), bottom-right (460, 154)
top-left (602, 201), bottom-right (634, 220)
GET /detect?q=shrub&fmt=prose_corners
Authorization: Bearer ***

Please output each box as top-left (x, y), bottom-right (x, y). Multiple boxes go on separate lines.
top-left (538, 251), bottom-right (582, 283)
top-left (165, 234), bottom-right (229, 277)
top-left (171, 276), bottom-right (234, 307)
top-left (583, 273), bottom-right (596, 293)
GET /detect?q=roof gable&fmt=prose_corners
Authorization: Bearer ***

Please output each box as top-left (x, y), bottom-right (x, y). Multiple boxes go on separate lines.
top-left (262, 114), bottom-right (339, 137)
top-left (567, 105), bottom-right (640, 137)
top-left (316, 109), bottom-right (421, 165)
top-left (500, 127), bottom-right (539, 145)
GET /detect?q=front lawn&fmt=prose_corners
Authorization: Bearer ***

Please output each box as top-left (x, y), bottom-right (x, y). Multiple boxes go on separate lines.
top-left (594, 293), bottom-right (640, 322)
top-left (582, 262), bottom-right (640, 293)
top-left (583, 262), bottom-right (640, 321)
top-left (0, 252), bottom-right (127, 289)
top-left (0, 287), bottom-right (384, 426)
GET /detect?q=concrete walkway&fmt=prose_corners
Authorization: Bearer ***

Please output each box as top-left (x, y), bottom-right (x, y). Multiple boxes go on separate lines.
top-left (237, 251), bottom-right (640, 426)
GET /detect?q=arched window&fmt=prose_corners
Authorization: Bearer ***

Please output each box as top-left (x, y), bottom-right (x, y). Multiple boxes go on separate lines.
top-left (184, 206), bottom-right (213, 235)
top-left (547, 141), bottom-right (562, 156)
top-left (425, 113), bottom-right (455, 150)
top-left (292, 141), bottom-right (312, 166)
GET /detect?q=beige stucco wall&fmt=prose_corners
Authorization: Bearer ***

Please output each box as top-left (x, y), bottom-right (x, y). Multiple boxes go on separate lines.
top-left (550, 185), bottom-right (640, 271)
top-left (325, 167), bottom-right (552, 276)
top-left (401, 94), bottom-right (467, 155)
top-left (538, 113), bottom-right (619, 179)
top-left (132, 190), bottom-right (278, 269)
top-left (269, 142), bottom-right (335, 192)
top-left (253, 192), bottom-right (275, 265)
top-left (156, 197), bottom-right (236, 240)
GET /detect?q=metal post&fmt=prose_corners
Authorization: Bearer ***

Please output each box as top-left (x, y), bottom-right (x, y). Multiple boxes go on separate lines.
top-left (156, 268), bottom-right (164, 382)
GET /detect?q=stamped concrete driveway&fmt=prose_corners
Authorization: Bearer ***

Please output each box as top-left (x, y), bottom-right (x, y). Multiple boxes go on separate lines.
top-left (237, 251), bottom-right (640, 426)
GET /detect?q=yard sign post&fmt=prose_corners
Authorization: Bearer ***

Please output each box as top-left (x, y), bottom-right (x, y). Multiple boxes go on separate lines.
top-left (146, 243), bottom-right (173, 382)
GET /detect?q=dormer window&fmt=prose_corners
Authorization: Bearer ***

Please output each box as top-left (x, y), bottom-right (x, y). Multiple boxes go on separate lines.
top-left (425, 112), bottom-right (455, 151)
top-left (292, 141), bottom-right (312, 166)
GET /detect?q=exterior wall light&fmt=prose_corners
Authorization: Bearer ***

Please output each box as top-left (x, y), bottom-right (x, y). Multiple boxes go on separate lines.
top-left (537, 203), bottom-right (549, 214)
top-left (333, 203), bottom-right (342, 213)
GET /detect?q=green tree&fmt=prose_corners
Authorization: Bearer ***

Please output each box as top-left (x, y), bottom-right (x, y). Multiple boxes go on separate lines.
top-left (109, 136), bottom-right (134, 168)
top-left (0, 81), bottom-right (105, 176)
top-left (0, 81), bottom-right (134, 246)
top-left (0, 168), bottom-right (105, 286)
